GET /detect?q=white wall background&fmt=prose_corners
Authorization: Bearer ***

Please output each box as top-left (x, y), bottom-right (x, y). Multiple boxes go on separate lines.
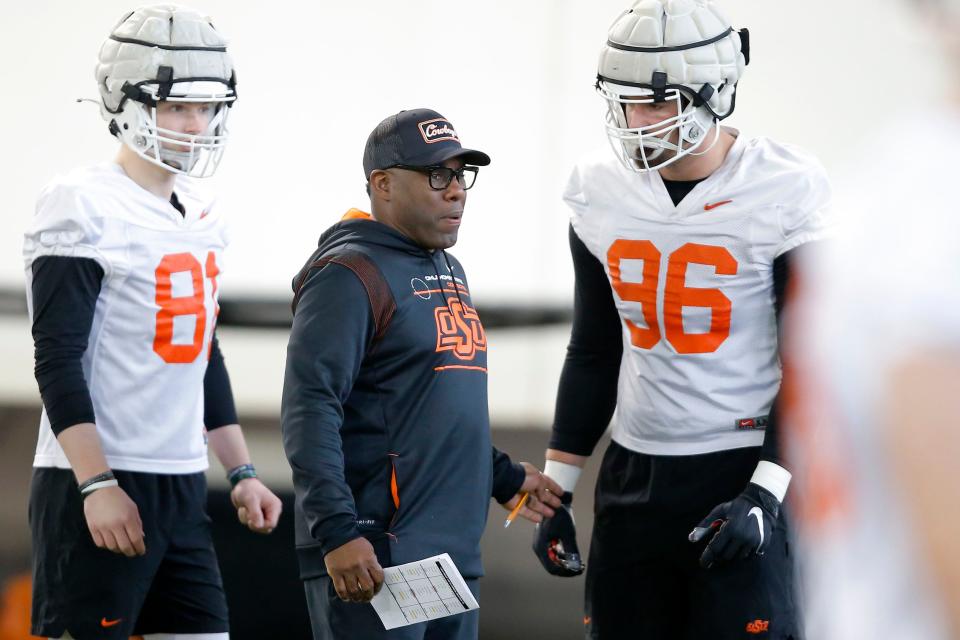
top-left (0, 0), bottom-right (951, 419)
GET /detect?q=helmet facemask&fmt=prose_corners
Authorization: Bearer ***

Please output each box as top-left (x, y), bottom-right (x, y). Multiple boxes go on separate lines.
top-left (598, 80), bottom-right (724, 172)
top-left (111, 79), bottom-right (235, 178)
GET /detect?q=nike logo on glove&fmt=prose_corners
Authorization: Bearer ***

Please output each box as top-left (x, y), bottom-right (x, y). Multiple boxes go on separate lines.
top-left (748, 506), bottom-right (764, 546)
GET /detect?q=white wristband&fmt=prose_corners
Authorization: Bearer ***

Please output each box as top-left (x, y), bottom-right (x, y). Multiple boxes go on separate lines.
top-left (80, 478), bottom-right (119, 496)
top-left (750, 461), bottom-right (792, 503)
top-left (544, 459), bottom-right (583, 494)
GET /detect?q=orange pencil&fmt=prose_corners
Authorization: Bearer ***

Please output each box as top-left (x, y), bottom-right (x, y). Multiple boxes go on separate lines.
top-left (503, 492), bottom-right (530, 528)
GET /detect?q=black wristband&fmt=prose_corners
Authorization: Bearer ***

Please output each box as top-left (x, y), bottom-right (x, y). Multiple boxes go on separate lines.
top-left (78, 470), bottom-right (115, 492)
top-left (227, 463), bottom-right (257, 488)
top-left (78, 470), bottom-right (118, 500)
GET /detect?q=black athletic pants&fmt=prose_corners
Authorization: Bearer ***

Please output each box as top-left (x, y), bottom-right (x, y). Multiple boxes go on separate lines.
top-left (29, 468), bottom-right (229, 639)
top-left (584, 442), bottom-right (801, 639)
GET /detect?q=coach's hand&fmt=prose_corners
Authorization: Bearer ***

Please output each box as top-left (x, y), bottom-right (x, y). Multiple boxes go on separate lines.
top-left (324, 537), bottom-right (385, 603)
top-left (532, 491), bottom-right (585, 577)
top-left (84, 485), bottom-right (146, 557)
top-left (503, 462), bottom-right (564, 523)
top-left (689, 482), bottom-right (779, 568)
top-left (231, 477), bottom-right (282, 534)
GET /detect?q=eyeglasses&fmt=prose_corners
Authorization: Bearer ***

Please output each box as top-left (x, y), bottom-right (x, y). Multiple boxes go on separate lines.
top-left (393, 164), bottom-right (479, 190)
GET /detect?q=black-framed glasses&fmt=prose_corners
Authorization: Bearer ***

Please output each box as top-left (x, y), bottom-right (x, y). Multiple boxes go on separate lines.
top-left (393, 164), bottom-right (479, 190)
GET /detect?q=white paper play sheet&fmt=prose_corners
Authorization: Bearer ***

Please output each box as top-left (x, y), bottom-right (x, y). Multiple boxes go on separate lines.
top-left (370, 553), bottom-right (479, 630)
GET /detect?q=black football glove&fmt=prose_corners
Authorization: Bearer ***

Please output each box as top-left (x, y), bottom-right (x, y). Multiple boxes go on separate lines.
top-left (532, 491), bottom-right (584, 577)
top-left (688, 482), bottom-right (779, 569)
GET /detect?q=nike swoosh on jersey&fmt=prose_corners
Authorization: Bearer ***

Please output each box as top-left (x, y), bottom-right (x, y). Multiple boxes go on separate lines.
top-left (101, 617), bottom-right (123, 628)
top-left (704, 199), bottom-right (733, 211)
top-left (748, 506), bottom-right (764, 546)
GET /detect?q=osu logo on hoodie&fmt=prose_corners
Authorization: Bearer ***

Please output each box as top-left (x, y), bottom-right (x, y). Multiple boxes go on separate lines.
top-left (435, 298), bottom-right (486, 361)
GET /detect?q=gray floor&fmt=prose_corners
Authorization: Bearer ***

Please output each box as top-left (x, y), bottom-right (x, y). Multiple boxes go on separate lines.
top-left (0, 405), bottom-right (606, 640)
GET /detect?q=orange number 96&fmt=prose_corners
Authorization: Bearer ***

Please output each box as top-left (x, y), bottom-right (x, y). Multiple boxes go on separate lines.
top-left (607, 240), bottom-right (737, 354)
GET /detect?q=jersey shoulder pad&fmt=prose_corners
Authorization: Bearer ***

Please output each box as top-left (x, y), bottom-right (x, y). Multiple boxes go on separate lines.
top-left (25, 168), bottom-right (112, 268)
top-left (741, 139), bottom-right (833, 255)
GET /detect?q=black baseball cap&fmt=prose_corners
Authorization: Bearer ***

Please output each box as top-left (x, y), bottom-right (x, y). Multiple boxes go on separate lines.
top-left (363, 108), bottom-right (491, 180)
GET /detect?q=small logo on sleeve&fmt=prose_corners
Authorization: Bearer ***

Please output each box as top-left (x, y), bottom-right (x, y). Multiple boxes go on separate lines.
top-left (736, 415), bottom-right (769, 430)
top-left (745, 619), bottom-right (769, 633)
top-left (100, 617), bottom-right (123, 628)
top-left (418, 118), bottom-right (460, 144)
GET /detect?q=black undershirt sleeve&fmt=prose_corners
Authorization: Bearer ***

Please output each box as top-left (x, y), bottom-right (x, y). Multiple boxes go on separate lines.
top-left (204, 332), bottom-right (239, 430)
top-left (548, 225), bottom-right (623, 456)
top-left (31, 256), bottom-right (102, 435)
top-left (760, 251), bottom-right (789, 466)
top-left (762, 243), bottom-right (818, 466)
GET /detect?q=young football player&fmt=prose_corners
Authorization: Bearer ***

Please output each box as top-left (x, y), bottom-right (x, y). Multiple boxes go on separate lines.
top-left (532, 1), bottom-right (831, 637)
top-left (790, 1), bottom-right (960, 637)
top-left (24, 6), bottom-right (281, 639)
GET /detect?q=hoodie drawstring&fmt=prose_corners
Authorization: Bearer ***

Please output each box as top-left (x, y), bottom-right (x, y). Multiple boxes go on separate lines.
top-left (440, 250), bottom-right (467, 310)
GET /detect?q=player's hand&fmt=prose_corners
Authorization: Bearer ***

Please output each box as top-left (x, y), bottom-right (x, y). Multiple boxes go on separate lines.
top-left (689, 482), bottom-right (779, 568)
top-left (83, 485), bottom-right (146, 558)
top-left (324, 537), bottom-right (385, 603)
top-left (230, 477), bottom-right (282, 534)
top-left (532, 491), bottom-right (585, 577)
top-left (503, 462), bottom-right (564, 523)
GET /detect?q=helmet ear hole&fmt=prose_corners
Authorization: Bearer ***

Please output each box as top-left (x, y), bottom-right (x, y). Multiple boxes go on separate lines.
top-left (682, 123), bottom-right (703, 143)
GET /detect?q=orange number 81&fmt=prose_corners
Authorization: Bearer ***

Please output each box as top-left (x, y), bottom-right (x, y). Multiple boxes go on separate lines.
top-left (153, 251), bottom-right (220, 364)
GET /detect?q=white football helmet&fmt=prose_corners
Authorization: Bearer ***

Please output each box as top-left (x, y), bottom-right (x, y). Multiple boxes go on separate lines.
top-left (95, 5), bottom-right (237, 178)
top-left (597, 0), bottom-right (748, 172)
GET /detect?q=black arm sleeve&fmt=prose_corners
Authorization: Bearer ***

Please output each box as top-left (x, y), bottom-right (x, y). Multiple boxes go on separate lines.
top-left (204, 332), bottom-right (239, 430)
top-left (548, 225), bottom-right (623, 456)
top-left (762, 243), bottom-right (819, 465)
top-left (31, 256), bottom-right (103, 435)
top-left (491, 447), bottom-right (526, 504)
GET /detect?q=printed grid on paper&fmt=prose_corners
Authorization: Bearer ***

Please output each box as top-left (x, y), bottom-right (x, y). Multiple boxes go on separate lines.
top-left (383, 559), bottom-right (468, 624)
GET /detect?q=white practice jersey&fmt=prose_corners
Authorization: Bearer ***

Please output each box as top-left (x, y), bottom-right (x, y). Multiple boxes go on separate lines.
top-left (566, 129), bottom-right (831, 456)
top-left (793, 111), bottom-right (960, 640)
top-left (24, 163), bottom-right (229, 474)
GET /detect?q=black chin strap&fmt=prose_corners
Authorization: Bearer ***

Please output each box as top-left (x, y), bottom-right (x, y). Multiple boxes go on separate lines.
top-left (156, 66), bottom-right (174, 100)
top-left (652, 72), bottom-right (667, 103)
